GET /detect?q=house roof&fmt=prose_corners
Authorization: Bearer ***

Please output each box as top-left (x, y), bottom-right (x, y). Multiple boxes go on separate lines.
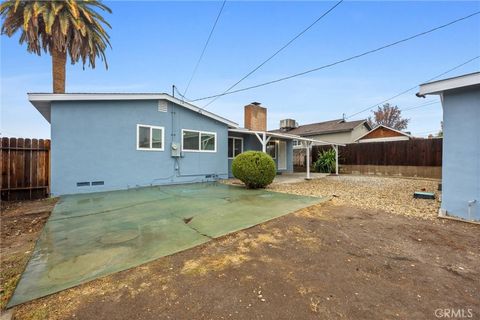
top-left (270, 119), bottom-right (371, 136)
top-left (27, 93), bottom-right (239, 128)
top-left (355, 125), bottom-right (412, 141)
top-left (417, 72), bottom-right (480, 96)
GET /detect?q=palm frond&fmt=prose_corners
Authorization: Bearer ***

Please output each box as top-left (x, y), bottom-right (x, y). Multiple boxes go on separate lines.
top-left (1, 0), bottom-right (112, 68)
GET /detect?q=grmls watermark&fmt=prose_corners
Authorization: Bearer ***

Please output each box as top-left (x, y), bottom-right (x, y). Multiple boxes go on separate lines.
top-left (434, 308), bottom-right (474, 318)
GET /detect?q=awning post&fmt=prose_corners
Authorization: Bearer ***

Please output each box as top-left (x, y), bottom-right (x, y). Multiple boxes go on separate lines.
top-left (333, 145), bottom-right (339, 175)
top-left (305, 141), bottom-right (312, 180)
top-left (255, 132), bottom-right (268, 153)
top-left (262, 133), bottom-right (267, 153)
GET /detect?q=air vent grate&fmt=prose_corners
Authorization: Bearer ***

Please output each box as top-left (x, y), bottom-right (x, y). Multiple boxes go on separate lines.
top-left (91, 181), bottom-right (105, 186)
top-left (77, 182), bottom-right (90, 187)
top-left (158, 100), bottom-right (168, 112)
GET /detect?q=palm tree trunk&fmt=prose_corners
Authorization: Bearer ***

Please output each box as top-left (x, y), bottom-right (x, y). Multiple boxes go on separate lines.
top-left (52, 48), bottom-right (66, 93)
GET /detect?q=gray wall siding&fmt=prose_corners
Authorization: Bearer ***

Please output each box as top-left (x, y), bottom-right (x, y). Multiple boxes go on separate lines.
top-left (350, 124), bottom-right (370, 142)
top-left (442, 89), bottom-right (480, 220)
top-left (51, 100), bottom-right (229, 195)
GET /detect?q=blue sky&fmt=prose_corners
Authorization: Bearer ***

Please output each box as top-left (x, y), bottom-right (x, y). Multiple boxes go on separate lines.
top-left (1, 1), bottom-right (479, 139)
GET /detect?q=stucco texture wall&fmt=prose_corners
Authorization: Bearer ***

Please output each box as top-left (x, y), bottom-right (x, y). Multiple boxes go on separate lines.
top-left (51, 100), bottom-right (229, 195)
top-left (441, 88), bottom-right (480, 220)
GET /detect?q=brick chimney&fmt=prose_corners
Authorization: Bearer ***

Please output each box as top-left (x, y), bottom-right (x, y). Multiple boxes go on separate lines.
top-left (244, 102), bottom-right (267, 131)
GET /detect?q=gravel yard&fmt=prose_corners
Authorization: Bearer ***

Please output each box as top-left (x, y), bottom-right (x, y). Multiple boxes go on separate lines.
top-left (268, 175), bottom-right (441, 220)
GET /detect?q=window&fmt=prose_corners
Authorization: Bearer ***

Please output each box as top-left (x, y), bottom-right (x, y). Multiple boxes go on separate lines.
top-left (137, 124), bottom-right (164, 151)
top-left (266, 141), bottom-right (277, 159)
top-left (228, 137), bottom-right (243, 158)
top-left (182, 129), bottom-right (217, 152)
top-left (183, 130), bottom-right (199, 150)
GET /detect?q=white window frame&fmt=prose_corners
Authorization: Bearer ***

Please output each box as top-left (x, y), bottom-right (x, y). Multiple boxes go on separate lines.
top-left (267, 140), bottom-right (277, 159)
top-left (228, 136), bottom-right (244, 159)
top-left (182, 129), bottom-right (217, 153)
top-left (136, 124), bottom-right (165, 151)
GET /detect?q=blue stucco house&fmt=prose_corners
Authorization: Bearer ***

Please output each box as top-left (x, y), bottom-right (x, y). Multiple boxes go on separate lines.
top-left (418, 72), bottom-right (480, 222)
top-left (29, 93), bottom-right (331, 196)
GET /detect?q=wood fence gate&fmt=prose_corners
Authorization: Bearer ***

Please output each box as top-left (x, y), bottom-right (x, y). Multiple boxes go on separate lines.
top-left (1, 137), bottom-right (50, 201)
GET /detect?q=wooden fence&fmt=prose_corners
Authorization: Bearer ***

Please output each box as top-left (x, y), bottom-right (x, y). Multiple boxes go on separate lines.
top-left (1, 137), bottom-right (50, 201)
top-left (294, 138), bottom-right (443, 178)
top-left (312, 138), bottom-right (443, 166)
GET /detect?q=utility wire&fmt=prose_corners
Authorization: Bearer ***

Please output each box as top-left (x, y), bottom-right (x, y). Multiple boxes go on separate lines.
top-left (192, 11), bottom-right (480, 104)
top-left (401, 100), bottom-right (439, 112)
top-left (413, 129), bottom-right (440, 135)
top-left (346, 54), bottom-right (480, 119)
top-left (200, 0), bottom-right (344, 107)
top-left (173, 85), bottom-right (190, 101)
top-left (182, 0), bottom-right (227, 99)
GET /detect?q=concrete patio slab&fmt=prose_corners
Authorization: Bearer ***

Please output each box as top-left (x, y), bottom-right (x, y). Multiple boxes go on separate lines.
top-left (8, 182), bottom-right (325, 307)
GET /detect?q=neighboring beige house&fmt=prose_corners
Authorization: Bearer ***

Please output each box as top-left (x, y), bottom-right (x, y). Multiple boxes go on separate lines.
top-left (270, 118), bottom-right (371, 145)
top-left (355, 125), bottom-right (412, 143)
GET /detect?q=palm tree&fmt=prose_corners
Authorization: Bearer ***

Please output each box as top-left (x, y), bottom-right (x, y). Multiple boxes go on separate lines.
top-left (1, 0), bottom-right (111, 93)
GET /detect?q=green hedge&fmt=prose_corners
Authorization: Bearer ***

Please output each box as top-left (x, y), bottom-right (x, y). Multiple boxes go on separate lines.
top-left (232, 151), bottom-right (276, 188)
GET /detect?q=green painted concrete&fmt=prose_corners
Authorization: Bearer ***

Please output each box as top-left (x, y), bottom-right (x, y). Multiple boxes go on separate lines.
top-left (9, 182), bottom-right (325, 307)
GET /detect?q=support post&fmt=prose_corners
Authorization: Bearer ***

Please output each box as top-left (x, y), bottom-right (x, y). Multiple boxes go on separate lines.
top-left (306, 141), bottom-right (311, 180)
top-left (262, 132), bottom-right (266, 153)
top-left (334, 145), bottom-right (339, 175)
top-left (254, 132), bottom-right (271, 153)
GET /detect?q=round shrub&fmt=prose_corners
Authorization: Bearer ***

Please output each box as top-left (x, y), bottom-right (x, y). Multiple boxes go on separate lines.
top-left (232, 151), bottom-right (276, 188)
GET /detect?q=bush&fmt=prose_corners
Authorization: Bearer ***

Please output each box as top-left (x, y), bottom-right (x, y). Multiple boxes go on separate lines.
top-left (232, 151), bottom-right (276, 188)
top-left (314, 149), bottom-right (336, 173)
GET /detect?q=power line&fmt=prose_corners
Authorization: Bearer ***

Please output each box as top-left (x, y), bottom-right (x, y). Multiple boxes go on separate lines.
top-left (192, 11), bottom-right (480, 104)
top-left (401, 100), bottom-right (439, 112)
top-left (413, 129), bottom-right (440, 135)
top-left (346, 54), bottom-right (480, 119)
top-left (183, 0), bottom-right (227, 98)
top-left (199, 0), bottom-right (344, 107)
top-left (173, 85), bottom-right (189, 101)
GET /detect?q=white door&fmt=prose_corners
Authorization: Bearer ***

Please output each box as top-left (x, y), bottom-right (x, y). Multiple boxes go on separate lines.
top-left (278, 141), bottom-right (287, 170)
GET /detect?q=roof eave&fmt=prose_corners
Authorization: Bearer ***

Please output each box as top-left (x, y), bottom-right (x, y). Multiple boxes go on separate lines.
top-left (27, 93), bottom-right (239, 128)
top-left (417, 72), bottom-right (480, 96)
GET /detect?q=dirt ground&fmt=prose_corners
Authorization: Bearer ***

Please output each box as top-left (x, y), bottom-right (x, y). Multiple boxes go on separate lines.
top-left (2, 191), bottom-right (477, 319)
top-left (0, 198), bottom-right (57, 310)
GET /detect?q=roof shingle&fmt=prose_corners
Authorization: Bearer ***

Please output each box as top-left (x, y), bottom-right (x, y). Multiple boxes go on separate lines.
top-left (270, 119), bottom-right (370, 136)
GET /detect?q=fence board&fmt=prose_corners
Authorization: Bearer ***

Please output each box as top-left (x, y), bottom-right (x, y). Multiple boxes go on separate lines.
top-left (1, 137), bottom-right (50, 201)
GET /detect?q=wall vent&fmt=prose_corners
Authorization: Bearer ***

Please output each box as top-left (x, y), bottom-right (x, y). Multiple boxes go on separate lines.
top-left (91, 181), bottom-right (105, 186)
top-left (76, 182), bottom-right (90, 187)
top-left (158, 100), bottom-right (168, 112)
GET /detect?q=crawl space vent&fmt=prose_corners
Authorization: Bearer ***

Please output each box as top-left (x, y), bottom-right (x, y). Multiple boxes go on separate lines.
top-left (76, 182), bottom-right (90, 187)
top-left (91, 181), bottom-right (105, 186)
top-left (158, 100), bottom-right (168, 112)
